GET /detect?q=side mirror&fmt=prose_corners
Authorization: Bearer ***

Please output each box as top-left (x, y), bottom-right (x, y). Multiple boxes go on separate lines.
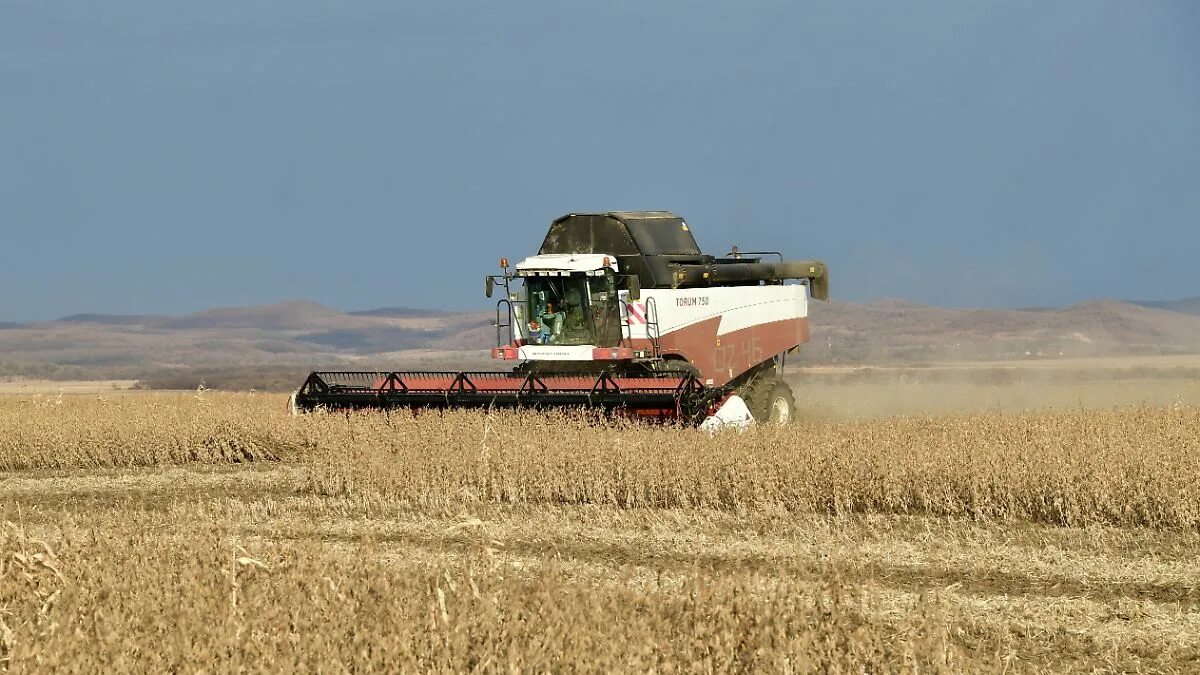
top-left (626, 275), bottom-right (641, 302)
top-left (485, 276), bottom-right (495, 298)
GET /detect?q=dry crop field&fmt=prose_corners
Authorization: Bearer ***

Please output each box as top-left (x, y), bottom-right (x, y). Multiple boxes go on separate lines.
top-left (1, 385), bottom-right (1199, 672)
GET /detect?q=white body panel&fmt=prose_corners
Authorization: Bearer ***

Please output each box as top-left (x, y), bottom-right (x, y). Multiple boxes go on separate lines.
top-left (621, 285), bottom-right (809, 339)
top-left (515, 254), bottom-right (620, 275)
top-left (516, 345), bottom-right (596, 361)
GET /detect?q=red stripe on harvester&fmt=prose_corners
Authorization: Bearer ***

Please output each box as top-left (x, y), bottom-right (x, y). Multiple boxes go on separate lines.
top-left (627, 303), bottom-right (645, 324)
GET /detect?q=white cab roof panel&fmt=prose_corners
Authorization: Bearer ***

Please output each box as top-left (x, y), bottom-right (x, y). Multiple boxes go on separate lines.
top-left (515, 253), bottom-right (619, 274)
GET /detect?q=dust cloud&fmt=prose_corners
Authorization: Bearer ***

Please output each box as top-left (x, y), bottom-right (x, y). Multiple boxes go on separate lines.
top-left (788, 355), bottom-right (1200, 420)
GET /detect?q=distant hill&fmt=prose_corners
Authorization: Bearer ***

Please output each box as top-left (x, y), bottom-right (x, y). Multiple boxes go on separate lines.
top-left (349, 307), bottom-right (449, 318)
top-left (1129, 296), bottom-right (1200, 317)
top-left (58, 314), bottom-right (166, 326)
top-left (4, 296), bottom-right (1200, 384)
top-left (801, 298), bottom-right (1200, 363)
top-left (160, 301), bottom-right (347, 330)
top-left (0, 301), bottom-right (495, 382)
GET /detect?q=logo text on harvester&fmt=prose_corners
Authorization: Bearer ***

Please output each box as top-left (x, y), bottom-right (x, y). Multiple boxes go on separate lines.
top-left (676, 297), bottom-right (710, 307)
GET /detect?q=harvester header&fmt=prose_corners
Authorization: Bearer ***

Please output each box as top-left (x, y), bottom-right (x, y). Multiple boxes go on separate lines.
top-left (293, 211), bottom-right (828, 427)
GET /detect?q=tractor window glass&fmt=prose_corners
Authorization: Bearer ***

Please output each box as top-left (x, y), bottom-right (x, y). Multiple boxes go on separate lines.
top-left (523, 276), bottom-right (594, 346)
top-left (589, 271), bottom-right (622, 347)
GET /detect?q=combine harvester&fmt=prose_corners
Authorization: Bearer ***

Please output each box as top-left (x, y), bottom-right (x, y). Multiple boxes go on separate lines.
top-left (292, 212), bottom-right (827, 427)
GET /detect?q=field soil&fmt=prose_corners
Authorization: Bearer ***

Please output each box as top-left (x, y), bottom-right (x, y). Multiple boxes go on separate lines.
top-left (2, 364), bottom-right (1198, 671)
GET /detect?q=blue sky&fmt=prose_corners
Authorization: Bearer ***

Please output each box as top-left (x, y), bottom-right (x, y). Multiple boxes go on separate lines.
top-left (2, 1), bottom-right (1197, 321)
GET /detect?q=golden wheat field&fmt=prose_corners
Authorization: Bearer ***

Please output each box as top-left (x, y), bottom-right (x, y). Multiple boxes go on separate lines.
top-left (2, 381), bottom-right (1199, 672)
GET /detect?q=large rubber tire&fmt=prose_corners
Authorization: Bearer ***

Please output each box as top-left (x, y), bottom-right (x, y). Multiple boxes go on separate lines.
top-left (763, 381), bottom-right (796, 425)
top-left (745, 379), bottom-right (795, 425)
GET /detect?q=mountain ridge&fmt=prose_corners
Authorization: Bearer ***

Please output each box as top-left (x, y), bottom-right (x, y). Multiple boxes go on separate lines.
top-left (3, 296), bottom-right (1200, 381)
top-left (1129, 296), bottom-right (1200, 317)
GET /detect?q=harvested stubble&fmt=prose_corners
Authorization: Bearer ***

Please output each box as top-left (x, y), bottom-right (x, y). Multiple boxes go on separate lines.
top-left (0, 519), bottom-right (962, 673)
top-left (305, 407), bottom-right (1200, 529)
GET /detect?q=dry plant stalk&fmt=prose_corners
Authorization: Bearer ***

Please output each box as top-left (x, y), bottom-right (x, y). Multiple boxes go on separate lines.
top-left (1, 395), bottom-right (1196, 528)
top-left (0, 394), bottom-right (1196, 670)
top-left (303, 406), bottom-right (1200, 529)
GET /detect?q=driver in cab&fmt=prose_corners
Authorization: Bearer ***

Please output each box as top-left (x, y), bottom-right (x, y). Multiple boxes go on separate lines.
top-left (529, 301), bottom-right (565, 344)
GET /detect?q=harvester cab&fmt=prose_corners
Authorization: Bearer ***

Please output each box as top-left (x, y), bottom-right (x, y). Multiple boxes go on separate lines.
top-left (293, 211), bottom-right (828, 427)
top-left (490, 254), bottom-right (631, 359)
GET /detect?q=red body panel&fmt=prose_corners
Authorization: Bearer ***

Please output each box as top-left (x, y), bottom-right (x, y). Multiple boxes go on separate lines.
top-left (632, 316), bottom-right (809, 386)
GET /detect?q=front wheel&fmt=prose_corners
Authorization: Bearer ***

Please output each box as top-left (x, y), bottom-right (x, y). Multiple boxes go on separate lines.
top-left (764, 381), bottom-right (795, 424)
top-left (745, 379), bottom-right (795, 425)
